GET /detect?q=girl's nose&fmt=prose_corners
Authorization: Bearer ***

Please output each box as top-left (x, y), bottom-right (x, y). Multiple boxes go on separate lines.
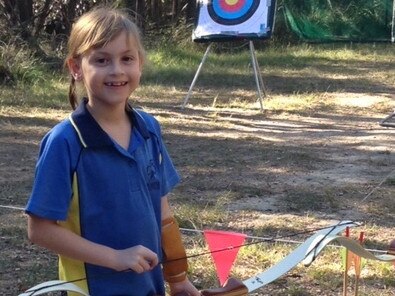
top-left (110, 61), bottom-right (124, 75)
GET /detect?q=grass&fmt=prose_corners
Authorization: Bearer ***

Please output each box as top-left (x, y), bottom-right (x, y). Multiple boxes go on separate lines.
top-left (1, 42), bottom-right (394, 111)
top-left (0, 41), bottom-right (394, 295)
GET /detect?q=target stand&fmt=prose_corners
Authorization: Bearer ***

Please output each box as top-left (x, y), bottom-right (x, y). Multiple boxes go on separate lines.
top-left (181, 0), bottom-right (276, 111)
top-left (182, 41), bottom-right (267, 111)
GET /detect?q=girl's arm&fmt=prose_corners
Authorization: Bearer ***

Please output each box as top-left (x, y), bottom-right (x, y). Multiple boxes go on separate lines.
top-left (28, 214), bottom-right (158, 273)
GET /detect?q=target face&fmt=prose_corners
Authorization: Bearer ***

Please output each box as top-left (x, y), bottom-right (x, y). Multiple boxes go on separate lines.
top-left (208, 0), bottom-right (260, 26)
top-left (193, 0), bottom-right (276, 42)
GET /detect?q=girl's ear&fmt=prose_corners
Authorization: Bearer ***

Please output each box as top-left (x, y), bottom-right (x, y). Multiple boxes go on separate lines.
top-left (138, 55), bottom-right (144, 72)
top-left (67, 58), bottom-right (82, 81)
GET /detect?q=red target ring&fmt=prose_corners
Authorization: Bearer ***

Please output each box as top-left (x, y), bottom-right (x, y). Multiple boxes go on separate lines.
top-left (219, 0), bottom-right (245, 13)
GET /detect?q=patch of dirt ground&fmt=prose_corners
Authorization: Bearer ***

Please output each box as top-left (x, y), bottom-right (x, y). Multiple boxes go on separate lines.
top-left (0, 89), bottom-right (394, 295)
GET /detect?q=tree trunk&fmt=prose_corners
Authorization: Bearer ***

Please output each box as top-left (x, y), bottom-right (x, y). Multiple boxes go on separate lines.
top-left (16, 0), bottom-right (33, 25)
top-left (392, 0), bottom-right (395, 42)
top-left (172, 0), bottom-right (179, 22)
top-left (185, 0), bottom-right (196, 22)
top-left (15, 0), bottom-right (33, 39)
top-left (64, 0), bottom-right (79, 34)
top-left (135, 0), bottom-right (146, 30)
top-left (150, 0), bottom-right (159, 21)
top-left (33, 0), bottom-right (52, 37)
top-left (123, 0), bottom-right (136, 12)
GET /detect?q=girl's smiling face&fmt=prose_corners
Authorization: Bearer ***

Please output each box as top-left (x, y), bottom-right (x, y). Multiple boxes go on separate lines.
top-left (70, 31), bottom-right (143, 109)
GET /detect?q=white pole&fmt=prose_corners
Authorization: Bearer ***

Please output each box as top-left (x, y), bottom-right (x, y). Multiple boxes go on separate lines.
top-left (182, 43), bottom-right (212, 108)
top-left (249, 41), bottom-right (265, 112)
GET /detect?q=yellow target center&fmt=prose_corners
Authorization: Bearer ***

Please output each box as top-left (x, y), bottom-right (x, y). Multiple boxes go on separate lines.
top-left (225, 0), bottom-right (238, 6)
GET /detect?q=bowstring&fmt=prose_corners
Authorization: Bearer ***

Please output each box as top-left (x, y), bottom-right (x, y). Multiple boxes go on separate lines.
top-left (360, 167), bottom-right (395, 203)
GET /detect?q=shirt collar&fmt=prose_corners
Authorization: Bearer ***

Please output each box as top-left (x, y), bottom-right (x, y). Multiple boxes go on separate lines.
top-left (69, 99), bottom-right (150, 148)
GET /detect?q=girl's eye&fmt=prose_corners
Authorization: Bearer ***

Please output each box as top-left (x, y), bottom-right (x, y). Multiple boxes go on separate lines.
top-left (95, 58), bottom-right (108, 64)
top-left (123, 56), bottom-right (133, 63)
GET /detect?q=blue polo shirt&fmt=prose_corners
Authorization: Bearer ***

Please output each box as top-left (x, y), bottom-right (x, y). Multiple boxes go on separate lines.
top-left (26, 100), bottom-right (180, 295)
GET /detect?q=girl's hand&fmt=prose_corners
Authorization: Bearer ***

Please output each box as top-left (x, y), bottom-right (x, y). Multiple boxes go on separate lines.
top-left (113, 245), bottom-right (159, 273)
top-left (169, 277), bottom-right (201, 296)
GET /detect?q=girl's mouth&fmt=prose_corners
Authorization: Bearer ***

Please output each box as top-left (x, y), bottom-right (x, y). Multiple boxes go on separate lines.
top-left (105, 82), bottom-right (127, 86)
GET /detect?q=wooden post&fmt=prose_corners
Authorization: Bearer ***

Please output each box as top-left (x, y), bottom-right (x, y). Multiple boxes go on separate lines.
top-left (343, 227), bottom-right (350, 296)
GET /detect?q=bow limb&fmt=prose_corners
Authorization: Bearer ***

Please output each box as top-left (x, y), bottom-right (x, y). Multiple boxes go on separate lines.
top-left (303, 235), bottom-right (395, 265)
top-left (18, 280), bottom-right (89, 296)
top-left (201, 220), bottom-right (358, 296)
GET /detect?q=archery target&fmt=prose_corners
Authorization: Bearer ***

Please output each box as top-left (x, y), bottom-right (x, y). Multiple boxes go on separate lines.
top-left (193, 0), bottom-right (276, 42)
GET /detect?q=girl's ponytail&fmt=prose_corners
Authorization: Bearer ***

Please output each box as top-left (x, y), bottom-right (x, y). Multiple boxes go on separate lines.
top-left (68, 76), bottom-right (78, 110)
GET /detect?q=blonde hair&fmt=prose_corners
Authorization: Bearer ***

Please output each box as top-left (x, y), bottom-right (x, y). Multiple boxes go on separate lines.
top-left (66, 7), bottom-right (145, 109)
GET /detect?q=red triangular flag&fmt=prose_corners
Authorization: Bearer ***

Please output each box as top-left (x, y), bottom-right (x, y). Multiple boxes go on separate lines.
top-left (353, 253), bottom-right (362, 278)
top-left (204, 230), bottom-right (246, 286)
top-left (341, 247), bottom-right (353, 272)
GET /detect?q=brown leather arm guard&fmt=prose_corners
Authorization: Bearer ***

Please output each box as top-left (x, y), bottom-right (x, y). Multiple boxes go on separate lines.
top-left (388, 239), bottom-right (395, 255)
top-left (161, 216), bottom-right (188, 283)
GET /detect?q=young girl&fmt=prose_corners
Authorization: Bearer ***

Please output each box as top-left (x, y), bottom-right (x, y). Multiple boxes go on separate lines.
top-left (26, 7), bottom-right (200, 296)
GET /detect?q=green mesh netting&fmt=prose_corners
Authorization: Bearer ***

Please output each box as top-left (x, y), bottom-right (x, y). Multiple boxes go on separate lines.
top-left (280, 0), bottom-right (394, 42)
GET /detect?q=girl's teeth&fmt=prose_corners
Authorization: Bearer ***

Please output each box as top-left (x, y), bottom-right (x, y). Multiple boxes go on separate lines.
top-left (107, 82), bottom-right (126, 86)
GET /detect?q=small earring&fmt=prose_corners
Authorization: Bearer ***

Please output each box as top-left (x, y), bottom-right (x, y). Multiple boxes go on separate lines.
top-left (74, 74), bottom-right (81, 81)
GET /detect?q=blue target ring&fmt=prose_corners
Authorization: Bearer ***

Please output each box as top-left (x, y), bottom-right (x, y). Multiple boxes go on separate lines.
top-left (208, 0), bottom-right (260, 26)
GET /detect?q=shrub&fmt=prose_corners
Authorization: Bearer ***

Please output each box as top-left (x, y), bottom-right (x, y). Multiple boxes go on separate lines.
top-left (0, 40), bottom-right (46, 85)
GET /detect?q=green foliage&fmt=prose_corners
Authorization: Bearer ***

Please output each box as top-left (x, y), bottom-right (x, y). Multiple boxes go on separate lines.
top-left (280, 0), bottom-right (393, 41)
top-left (0, 39), bottom-right (69, 108)
top-left (143, 43), bottom-right (263, 88)
top-left (0, 41), bottom-right (46, 85)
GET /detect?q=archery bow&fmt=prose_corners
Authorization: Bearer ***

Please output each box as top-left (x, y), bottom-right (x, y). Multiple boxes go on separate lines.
top-left (17, 220), bottom-right (395, 296)
top-left (200, 221), bottom-right (395, 296)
